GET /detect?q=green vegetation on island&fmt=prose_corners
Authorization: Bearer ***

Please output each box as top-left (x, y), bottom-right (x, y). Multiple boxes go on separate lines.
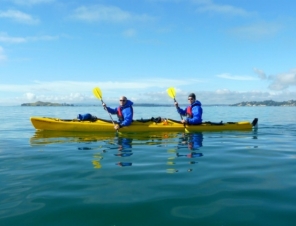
top-left (21, 101), bottom-right (74, 106)
top-left (231, 100), bottom-right (296, 106)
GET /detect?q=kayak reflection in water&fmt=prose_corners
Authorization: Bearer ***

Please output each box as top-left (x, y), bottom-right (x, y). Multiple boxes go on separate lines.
top-left (177, 132), bottom-right (203, 158)
top-left (115, 137), bottom-right (133, 167)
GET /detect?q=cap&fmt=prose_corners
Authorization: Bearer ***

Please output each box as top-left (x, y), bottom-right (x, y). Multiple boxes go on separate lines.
top-left (188, 93), bottom-right (196, 99)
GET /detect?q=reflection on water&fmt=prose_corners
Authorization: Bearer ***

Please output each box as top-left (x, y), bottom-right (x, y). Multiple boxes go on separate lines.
top-left (114, 137), bottom-right (133, 167)
top-left (166, 132), bottom-right (204, 173)
top-left (30, 131), bottom-right (204, 173)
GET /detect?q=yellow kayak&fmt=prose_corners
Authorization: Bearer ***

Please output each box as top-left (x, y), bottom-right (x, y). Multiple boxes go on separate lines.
top-left (30, 116), bottom-right (258, 133)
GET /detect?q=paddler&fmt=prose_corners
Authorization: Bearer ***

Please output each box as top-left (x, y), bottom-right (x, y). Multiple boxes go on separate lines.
top-left (103, 96), bottom-right (134, 130)
top-left (174, 93), bottom-right (203, 125)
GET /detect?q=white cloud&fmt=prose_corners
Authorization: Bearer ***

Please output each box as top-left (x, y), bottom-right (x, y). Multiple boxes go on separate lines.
top-left (123, 29), bottom-right (137, 37)
top-left (217, 73), bottom-right (258, 81)
top-left (27, 35), bottom-right (59, 42)
top-left (194, 89), bottom-right (296, 104)
top-left (72, 5), bottom-right (129, 22)
top-left (11, 0), bottom-right (55, 5)
top-left (230, 21), bottom-right (282, 40)
top-left (0, 78), bottom-right (199, 105)
top-left (0, 78), bottom-right (194, 93)
top-left (0, 33), bottom-right (59, 44)
top-left (0, 10), bottom-right (39, 24)
top-left (215, 89), bottom-right (231, 94)
top-left (0, 33), bottom-right (27, 43)
top-left (0, 46), bottom-right (7, 62)
top-left (25, 92), bottom-right (36, 100)
top-left (72, 5), bottom-right (154, 23)
top-left (268, 69), bottom-right (296, 91)
top-left (1, 77), bottom-right (296, 106)
top-left (253, 68), bottom-right (267, 80)
top-left (22, 92), bottom-right (89, 103)
top-left (253, 68), bottom-right (296, 91)
top-left (1, 87), bottom-right (296, 106)
top-left (216, 70), bottom-right (296, 89)
top-left (194, 0), bottom-right (253, 17)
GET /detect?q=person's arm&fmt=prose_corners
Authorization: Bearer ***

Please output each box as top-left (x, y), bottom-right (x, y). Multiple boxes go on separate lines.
top-left (106, 106), bottom-right (117, 114)
top-left (119, 107), bottom-right (133, 127)
top-left (177, 106), bottom-right (187, 116)
top-left (102, 103), bottom-right (117, 114)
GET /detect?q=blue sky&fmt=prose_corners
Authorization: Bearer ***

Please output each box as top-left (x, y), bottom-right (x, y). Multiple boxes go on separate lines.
top-left (1, 0), bottom-right (296, 106)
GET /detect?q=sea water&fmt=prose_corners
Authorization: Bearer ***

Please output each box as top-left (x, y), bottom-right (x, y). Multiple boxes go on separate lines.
top-left (1, 106), bottom-right (296, 225)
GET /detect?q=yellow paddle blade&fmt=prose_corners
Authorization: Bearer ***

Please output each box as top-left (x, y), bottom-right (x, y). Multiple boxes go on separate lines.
top-left (93, 87), bottom-right (102, 100)
top-left (167, 87), bottom-right (176, 99)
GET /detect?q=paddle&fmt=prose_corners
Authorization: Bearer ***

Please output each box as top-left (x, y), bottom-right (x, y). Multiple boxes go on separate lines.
top-left (92, 87), bottom-right (118, 130)
top-left (167, 87), bottom-right (189, 132)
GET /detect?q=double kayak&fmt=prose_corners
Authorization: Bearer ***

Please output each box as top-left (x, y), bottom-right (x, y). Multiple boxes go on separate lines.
top-left (30, 116), bottom-right (258, 133)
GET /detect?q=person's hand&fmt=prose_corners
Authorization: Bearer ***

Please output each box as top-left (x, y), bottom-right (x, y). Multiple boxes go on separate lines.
top-left (174, 101), bottom-right (179, 107)
top-left (102, 103), bottom-right (106, 108)
top-left (114, 124), bottom-right (120, 130)
top-left (181, 119), bottom-right (186, 124)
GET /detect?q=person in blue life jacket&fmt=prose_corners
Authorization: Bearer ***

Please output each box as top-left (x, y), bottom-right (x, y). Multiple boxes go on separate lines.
top-left (103, 96), bottom-right (134, 130)
top-left (174, 93), bottom-right (203, 125)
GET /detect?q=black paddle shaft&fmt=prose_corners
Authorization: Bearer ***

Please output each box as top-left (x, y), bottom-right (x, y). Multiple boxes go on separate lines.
top-left (174, 98), bottom-right (184, 120)
top-left (100, 99), bottom-right (116, 124)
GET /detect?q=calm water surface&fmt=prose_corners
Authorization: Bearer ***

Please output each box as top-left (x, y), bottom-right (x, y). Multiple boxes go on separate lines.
top-left (1, 106), bottom-right (296, 225)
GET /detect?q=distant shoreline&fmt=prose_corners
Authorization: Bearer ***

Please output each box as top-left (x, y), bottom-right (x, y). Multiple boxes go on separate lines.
top-left (230, 100), bottom-right (296, 107)
top-left (21, 100), bottom-right (296, 107)
top-left (21, 101), bottom-right (74, 106)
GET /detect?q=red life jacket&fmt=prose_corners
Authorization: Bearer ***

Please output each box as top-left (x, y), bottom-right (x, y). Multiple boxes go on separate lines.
top-left (186, 106), bottom-right (193, 118)
top-left (117, 106), bottom-right (123, 121)
top-left (117, 106), bottom-right (133, 121)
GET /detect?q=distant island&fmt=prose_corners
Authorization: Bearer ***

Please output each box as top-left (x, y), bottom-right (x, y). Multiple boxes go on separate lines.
top-left (230, 100), bottom-right (296, 106)
top-left (21, 101), bottom-right (74, 106)
top-left (21, 100), bottom-right (296, 107)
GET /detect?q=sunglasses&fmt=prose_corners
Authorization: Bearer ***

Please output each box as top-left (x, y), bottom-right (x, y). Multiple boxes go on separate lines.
top-left (119, 99), bottom-right (126, 102)
top-left (188, 98), bottom-right (194, 100)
